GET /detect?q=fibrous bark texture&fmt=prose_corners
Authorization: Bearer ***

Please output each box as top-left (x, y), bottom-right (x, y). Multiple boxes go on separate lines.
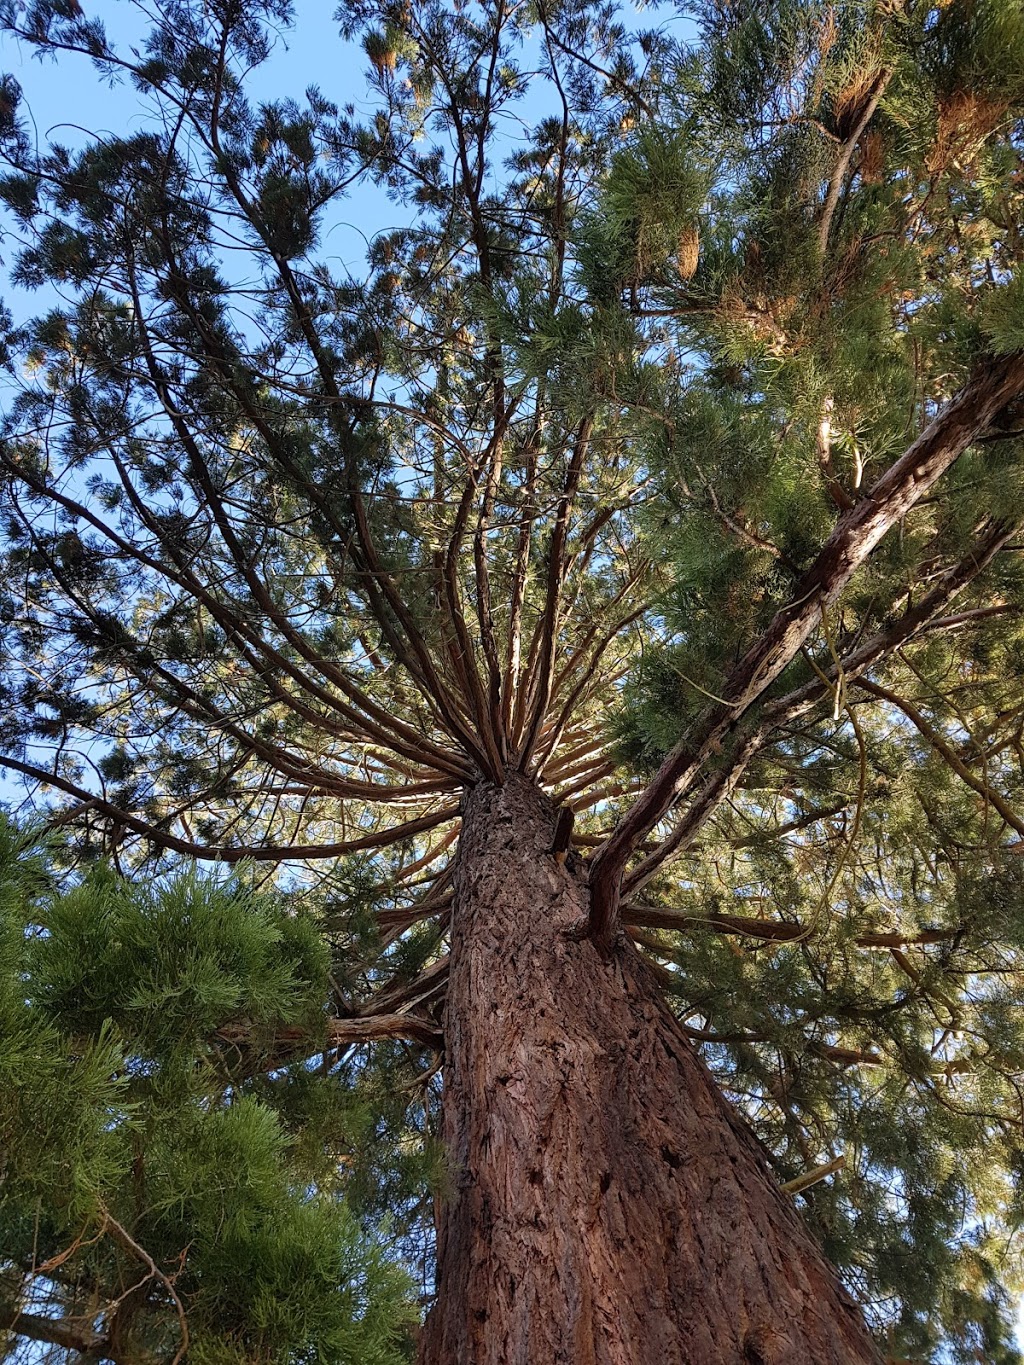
top-left (420, 772), bottom-right (881, 1365)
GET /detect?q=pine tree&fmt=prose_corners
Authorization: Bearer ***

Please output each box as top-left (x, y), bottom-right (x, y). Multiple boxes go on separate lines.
top-left (0, 817), bottom-right (420, 1364)
top-left (1, 0), bottom-right (1024, 1360)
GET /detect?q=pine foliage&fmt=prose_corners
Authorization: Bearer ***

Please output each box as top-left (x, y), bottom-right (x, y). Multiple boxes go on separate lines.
top-left (0, 820), bottom-right (418, 1365)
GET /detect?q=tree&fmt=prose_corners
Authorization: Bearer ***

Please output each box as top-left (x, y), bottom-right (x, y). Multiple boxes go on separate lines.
top-left (0, 0), bottom-right (1023, 1359)
top-left (0, 817), bottom-right (420, 1365)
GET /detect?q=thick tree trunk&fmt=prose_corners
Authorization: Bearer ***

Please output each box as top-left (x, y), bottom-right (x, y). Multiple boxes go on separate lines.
top-left (419, 773), bottom-right (882, 1365)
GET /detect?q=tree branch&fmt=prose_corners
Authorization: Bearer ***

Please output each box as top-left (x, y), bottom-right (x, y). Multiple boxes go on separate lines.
top-left (817, 70), bottom-right (890, 255)
top-left (0, 1307), bottom-right (109, 1358)
top-left (215, 1011), bottom-right (443, 1061)
top-left (854, 677), bottom-right (1024, 838)
top-left (0, 753), bottom-right (457, 863)
top-left (624, 904), bottom-right (959, 951)
top-left (780, 1155), bottom-right (846, 1196)
top-left (101, 1210), bottom-right (189, 1365)
top-left (766, 518), bottom-right (1017, 725)
top-left (589, 355), bottom-right (1024, 949)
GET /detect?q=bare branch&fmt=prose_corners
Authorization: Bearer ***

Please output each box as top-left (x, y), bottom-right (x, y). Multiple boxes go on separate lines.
top-left (780, 1155), bottom-right (846, 1196)
top-left (624, 904), bottom-right (959, 951)
top-left (358, 955), bottom-right (451, 1017)
top-left (0, 753), bottom-right (457, 863)
top-left (516, 417), bottom-right (592, 766)
top-left (767, 518), bottom-right (1017, 725)
top-left (623, 727), bottom-right (766, 898)
top-left (0, 1307), bottom-right (111, 1358)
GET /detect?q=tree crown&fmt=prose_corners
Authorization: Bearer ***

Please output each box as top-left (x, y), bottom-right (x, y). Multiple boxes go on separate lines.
top-left (2, 0), bottom-right (1024, 1359)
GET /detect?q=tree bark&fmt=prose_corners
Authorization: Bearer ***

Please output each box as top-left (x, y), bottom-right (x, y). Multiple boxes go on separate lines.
top-left (420, 772), bottom-right (882, 1365)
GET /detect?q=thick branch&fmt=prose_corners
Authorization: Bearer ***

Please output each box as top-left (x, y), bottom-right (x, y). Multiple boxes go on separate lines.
top-left (622, 727), bottom-right (766, 898)
top-left (766, 517), bottom-right (1017, 725)
top-left (357, 955), bottom-right (451, 1017)
top-left (215, 1011), bottom-right (443, 1059)
top-left (624, 904), bottom-right (958, 951)
top-left (590, 354), bottom-right (1024, 948)
top-left (0, 1307), bottom-right (109, 1357)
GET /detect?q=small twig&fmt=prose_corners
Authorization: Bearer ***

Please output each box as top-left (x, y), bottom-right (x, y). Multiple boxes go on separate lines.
top-left (100, 1208), bottom-right (190, 1365)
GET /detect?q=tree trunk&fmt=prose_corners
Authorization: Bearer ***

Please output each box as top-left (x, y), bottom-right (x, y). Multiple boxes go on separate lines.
top-left (419, 773), bottom-right (882, 1365)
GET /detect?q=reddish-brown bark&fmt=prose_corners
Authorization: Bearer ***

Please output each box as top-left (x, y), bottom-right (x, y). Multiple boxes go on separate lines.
top-left (420, 772), bottom-right (882, 1365)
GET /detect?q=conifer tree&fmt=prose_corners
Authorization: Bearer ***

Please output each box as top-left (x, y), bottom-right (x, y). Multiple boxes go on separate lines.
top-left (1, 0), bottom-right (1024, 1360)
top-left (0, 818), bottom-right (420, 1364)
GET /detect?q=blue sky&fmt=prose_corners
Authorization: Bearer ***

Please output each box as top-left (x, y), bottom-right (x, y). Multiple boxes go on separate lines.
top-left (0, 1), bottom-right (394, 284)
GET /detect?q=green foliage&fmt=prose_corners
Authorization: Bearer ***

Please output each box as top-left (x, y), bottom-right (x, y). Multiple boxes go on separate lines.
top-left (579, 125), bottom-right (712, 293)
top-left (0, 820), bottom-right (417, 1364)
top-left (980, 269), bottom-right (1024, 355)
top-left (35, 866), bottom-right (328, 1058)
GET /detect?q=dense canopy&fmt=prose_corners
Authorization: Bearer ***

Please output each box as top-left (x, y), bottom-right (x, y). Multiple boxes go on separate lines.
top-left (1, 0), bottom-right (1024, 1361)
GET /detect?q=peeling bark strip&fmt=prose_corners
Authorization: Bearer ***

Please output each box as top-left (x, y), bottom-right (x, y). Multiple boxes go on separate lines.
top-left (589, 353), bottom-right (1024, 945)
top-left (420, 774), bottom-right (881, 1365)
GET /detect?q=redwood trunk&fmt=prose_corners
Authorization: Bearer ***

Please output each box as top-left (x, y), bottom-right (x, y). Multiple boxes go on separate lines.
top-left (419, 773), bottom-right (882, 1365)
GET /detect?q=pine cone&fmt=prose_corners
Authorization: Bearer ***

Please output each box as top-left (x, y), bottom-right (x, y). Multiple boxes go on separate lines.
top-left (676, 226), bottom-right (700, 281)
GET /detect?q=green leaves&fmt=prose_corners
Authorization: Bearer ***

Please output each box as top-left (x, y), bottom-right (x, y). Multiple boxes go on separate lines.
top-left (587, 125), bottom-right (712, 290)
top-left (0, 819), bottom-right (417, 1365)
top-left (34, 865), bottom-right (329, 1055)
top-left (918, 0), bottom-right (1024, 105)
top-left (979, 269), bottom-right (1024, 355)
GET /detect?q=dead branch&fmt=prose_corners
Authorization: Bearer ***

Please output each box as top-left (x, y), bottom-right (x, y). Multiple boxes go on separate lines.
top-left (780, 1155), bottom-right (846, 1196)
